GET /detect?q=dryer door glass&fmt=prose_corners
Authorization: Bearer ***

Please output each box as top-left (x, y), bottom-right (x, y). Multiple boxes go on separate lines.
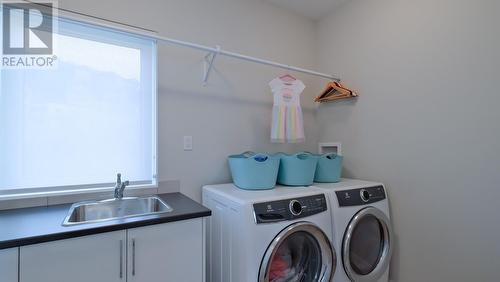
top-left (349, 214), bottom-right (383, 274)
top-left (259, 222), bottom-right (335, 282)
top-left (342, 207), bottom-right (393, 282)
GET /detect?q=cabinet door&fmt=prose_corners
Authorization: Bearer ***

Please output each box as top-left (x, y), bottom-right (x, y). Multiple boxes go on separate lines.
top-left (128, 218), bottom-right (204, 282)
top-left (0, 248), bottom-right (18, 282)
top-left (20, 230), bottom-right (126, 282)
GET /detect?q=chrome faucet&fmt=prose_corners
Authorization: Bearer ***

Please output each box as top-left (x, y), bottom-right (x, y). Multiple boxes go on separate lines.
top-left (114, 173), bottom-right (129, 199)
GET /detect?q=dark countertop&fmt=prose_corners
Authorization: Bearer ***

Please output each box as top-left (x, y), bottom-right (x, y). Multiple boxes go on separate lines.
top-left (0, 193), bottom-right (211, 250)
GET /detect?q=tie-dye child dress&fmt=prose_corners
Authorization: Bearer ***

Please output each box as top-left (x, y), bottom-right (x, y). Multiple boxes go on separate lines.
top-left (269, 77), bottom-right (305, 143)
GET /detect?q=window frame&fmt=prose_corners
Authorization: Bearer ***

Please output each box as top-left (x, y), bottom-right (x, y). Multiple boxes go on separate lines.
top-left (0, 8), bottom-right (158, 200)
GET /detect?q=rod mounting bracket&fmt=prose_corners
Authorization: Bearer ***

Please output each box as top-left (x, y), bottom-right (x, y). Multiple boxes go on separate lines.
top-left (202, 45), bottom-right (221, 86)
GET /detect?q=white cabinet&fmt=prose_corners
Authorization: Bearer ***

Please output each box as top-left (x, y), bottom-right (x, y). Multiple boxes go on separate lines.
top-left (18, 219), bottom-right (205, 282)
top-left (127, 218), bottom-right (204, 282)
top-left (20, 230), bottom-right (126, 282)
top-left (0, 247), bottom-right (18, 282)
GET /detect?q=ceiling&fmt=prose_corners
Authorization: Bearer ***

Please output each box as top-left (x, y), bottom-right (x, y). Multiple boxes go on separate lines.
top-left (266, 0), bottom-right (348, 21)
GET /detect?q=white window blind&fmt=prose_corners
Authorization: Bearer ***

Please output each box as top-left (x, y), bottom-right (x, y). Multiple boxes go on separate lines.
top-left (0, 14), bottom-right (157, 196)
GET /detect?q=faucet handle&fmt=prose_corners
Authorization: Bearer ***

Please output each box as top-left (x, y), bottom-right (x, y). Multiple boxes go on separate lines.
top-left (116, 173), bottom-right (122, 184)
top-left (122, 180), bottom-right (130, 187)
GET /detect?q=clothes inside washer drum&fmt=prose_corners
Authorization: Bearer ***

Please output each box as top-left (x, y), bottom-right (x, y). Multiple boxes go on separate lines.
top-left (268, 231), bottom-right (322, 282)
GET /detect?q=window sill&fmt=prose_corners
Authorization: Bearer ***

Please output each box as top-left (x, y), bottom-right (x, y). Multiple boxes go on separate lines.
top-left (0, 180), bottom-right (180, 211)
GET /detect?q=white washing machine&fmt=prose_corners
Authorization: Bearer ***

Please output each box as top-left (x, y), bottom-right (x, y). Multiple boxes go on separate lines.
top-left (314, 179), bottom-right (393, 282)
top-left (203, 184), bottom-right (337, 282)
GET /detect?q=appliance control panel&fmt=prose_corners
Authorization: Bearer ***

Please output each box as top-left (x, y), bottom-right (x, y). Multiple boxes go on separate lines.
top-left (336, 185), bottom-right (386, 207)
top-left (253, 194), bottom-right (327, 224)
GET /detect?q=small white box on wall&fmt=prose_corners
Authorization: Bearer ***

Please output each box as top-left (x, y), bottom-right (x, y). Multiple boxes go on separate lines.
top-left (318, 142), bottom-right (342, 155)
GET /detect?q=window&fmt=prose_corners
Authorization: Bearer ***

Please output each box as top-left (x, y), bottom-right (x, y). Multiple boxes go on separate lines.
top-left (0, 13), bottom-right (157, 197)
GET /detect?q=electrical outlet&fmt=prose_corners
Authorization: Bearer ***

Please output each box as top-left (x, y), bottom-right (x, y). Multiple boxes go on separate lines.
top-left (183, 136), bottom-right (193, 151)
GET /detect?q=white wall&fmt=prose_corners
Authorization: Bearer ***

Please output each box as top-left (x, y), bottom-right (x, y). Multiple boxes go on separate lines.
top-left (316, 0), bottom-right (500, 281)
top-left (58, 0), bottom-right (321, 201)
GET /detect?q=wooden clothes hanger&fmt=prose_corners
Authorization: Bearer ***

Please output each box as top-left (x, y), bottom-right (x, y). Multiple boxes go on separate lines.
top-left (315, 81), bottom-right (358, 103)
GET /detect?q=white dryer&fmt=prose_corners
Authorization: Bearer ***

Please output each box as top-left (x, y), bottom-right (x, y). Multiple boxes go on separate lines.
top-left (314, 179), bottom-right (393, 282)
top-left (203, 184), bottom-right (336, 282)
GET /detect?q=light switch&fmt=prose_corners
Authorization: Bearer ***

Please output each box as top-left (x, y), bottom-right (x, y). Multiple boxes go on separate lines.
top-left (183, 136), bottom-right (193, 151)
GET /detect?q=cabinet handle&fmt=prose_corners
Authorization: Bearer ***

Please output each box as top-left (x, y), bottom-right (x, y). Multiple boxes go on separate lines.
top-left (119, 240), bottom-right (123, 279)
top-left (132, 238), bottom-right (136, 276)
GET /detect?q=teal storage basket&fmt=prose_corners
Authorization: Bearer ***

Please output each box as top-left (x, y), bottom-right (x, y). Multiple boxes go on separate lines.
top-left (314, 153), bottom-right (343, 183)
top-left (277, 152), bottom-right (319, 186)
top-left (228, 152), bottom-right (280, 190)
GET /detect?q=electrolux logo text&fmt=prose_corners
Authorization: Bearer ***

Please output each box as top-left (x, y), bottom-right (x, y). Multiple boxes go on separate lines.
top-left (1, 1), bottom-right (57, 68)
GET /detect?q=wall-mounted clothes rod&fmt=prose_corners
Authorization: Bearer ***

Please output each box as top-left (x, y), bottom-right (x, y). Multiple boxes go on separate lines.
top-left (152, 34), bottom-right (341, 84)
top-left (48, 5), bottom-right (341, 84)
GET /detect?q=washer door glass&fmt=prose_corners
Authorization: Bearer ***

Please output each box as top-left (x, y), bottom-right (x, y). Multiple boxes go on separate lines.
top-left (259, 222), bottom-right (335, 282)
top-left (342, 207), bottom-right (393, 282)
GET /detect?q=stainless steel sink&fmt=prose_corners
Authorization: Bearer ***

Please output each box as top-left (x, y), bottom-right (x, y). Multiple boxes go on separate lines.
top-left (63, 196), bottom-right (173, 226)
